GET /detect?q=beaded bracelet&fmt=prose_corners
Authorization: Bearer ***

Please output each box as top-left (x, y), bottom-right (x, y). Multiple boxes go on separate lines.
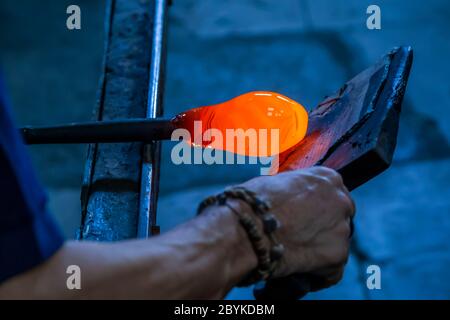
top-left (197, 186), bottom-right (284, 286)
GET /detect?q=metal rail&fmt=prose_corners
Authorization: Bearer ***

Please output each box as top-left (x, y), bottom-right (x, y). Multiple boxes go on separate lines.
top-left (138, 0), bottom-right (169, 238)
top-left (79, 0), bottom-right (169, 241)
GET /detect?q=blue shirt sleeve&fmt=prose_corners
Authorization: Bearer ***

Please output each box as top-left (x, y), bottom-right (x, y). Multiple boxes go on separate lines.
top-left (0, 74), bottom-right (64, 283)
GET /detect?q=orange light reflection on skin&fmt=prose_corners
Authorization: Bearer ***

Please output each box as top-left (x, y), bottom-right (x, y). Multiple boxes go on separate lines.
top-left (171, 91), bottom-right (308, 157)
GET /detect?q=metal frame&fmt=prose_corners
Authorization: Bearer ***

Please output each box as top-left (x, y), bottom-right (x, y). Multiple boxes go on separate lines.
top-left (138, 0), bottom-right (169, 238)
top-left (79, 0), bottom-right (169, 240)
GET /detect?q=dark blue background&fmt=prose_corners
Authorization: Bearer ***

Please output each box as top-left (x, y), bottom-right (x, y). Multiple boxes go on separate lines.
top-left (0, 0), bottom-right (449, 299)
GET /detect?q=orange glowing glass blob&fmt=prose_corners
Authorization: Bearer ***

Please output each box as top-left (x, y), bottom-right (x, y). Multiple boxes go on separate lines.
top-left (171, 91), bottom-right (308, 157)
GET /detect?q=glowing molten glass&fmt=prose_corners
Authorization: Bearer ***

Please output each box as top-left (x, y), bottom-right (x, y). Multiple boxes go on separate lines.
top-left (171, 91), bottom-right (308, 157)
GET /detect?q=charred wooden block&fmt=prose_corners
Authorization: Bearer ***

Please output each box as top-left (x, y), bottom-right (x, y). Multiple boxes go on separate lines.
top-left (273, 46), bottom-right (413, 190)
top-left (255, 46), bottom-right (413, 300)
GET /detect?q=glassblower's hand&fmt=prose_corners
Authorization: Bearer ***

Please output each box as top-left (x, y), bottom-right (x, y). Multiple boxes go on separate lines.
top-left (0, 165), bottom-right (354, 299)
top-left (239, 166), bottom-right (355, 291)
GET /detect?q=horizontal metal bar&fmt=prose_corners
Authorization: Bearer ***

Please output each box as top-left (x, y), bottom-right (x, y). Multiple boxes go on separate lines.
top-left (21, 119), bottom-right (174, 144)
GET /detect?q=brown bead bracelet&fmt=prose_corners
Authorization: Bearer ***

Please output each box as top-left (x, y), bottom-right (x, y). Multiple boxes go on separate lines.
top-left (197, 186), bottom-right (284, 286)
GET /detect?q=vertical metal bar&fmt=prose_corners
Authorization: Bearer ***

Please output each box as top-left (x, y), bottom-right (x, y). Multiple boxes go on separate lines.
top-left (79, 0), bottom-right (156, 241)
top-left (137, 0), bottom-right (168, 238)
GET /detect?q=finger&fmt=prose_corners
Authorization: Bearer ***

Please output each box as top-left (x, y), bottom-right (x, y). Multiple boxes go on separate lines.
top-left (349, 217), bottom-right (354, 238)
top-left (308, 266), bottom-right (345, 291)
top-left (309, 166), bottom-right (340, 180)
top-left (311, 166), bottom-right (345, 185)
top-left (344, 216), bottom-right (354, 238)
top-left (338, 189), bottom-right (356, 218)
top-left (337, 216), bottom-right (352, 240)
top-left (340, 185), bottom-right (356, 216)
top-left (298, 167), bottom-right (342, 192)
top-left (324, 266), bottom-right (345, 286)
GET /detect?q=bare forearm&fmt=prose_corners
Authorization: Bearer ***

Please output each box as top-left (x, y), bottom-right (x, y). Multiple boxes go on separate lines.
top-left (1, 168), bottom-right (355, 299)
top-left (0, 204), bottom-right (256, 299)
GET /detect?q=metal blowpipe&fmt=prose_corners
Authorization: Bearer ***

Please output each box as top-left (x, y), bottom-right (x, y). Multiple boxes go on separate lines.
top-left (21, 118), bottom-right (175, 144)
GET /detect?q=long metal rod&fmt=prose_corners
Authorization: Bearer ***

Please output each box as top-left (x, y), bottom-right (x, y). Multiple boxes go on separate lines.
top-left (138, 0), bottom-right (169, 238)
top-left (21, 119), bottom-right (174, 144)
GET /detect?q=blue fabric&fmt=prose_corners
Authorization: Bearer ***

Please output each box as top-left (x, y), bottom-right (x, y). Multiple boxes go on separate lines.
top-left (0, 74), bottom-right (64, 283)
